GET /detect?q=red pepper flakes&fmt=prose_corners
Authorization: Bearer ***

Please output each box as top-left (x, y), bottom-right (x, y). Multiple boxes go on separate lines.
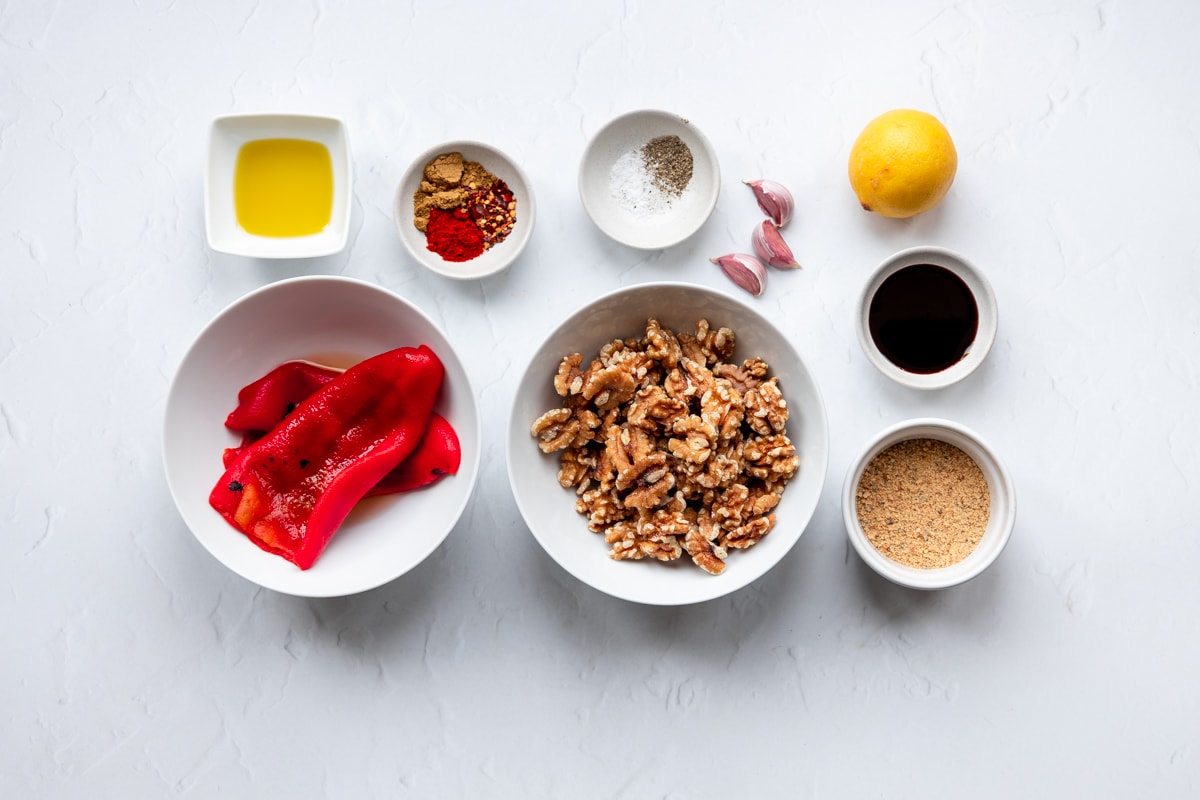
top-left (466, 178), bottom-right (516, 249)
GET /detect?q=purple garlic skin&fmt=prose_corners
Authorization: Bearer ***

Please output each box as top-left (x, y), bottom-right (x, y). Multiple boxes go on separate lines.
top-left (752, 219), bottom-right (801, 269)
top-left (711, 253), bottom-right (766, 297)
top-left (744, 179), bottom-right (794, 227)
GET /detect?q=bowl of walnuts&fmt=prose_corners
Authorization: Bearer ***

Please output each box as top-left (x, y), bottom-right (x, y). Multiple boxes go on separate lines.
top-left (506, 282), bottom-right (829, 605)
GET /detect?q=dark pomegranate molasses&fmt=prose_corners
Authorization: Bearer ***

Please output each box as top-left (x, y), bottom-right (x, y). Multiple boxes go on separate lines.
top-left (868, 264), bottom-right (978, 374)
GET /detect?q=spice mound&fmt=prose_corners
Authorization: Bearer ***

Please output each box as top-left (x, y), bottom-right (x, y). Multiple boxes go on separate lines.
top-left (412, 151), bottom-right (516, 262)
top-left (530, 318), bottom-right (800, 576)
top-left (610, 134), bottom-right (694, 214)
top-left (855, 438), bottom-right (990, 569)
top-left (209, 347), bottom-right (461, 570)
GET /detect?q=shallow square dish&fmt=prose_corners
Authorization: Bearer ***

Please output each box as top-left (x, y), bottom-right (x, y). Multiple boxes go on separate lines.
top-left (393, 140), bottom-right (535, 280)
top-left (205, 113), bottom-right (352, 258)
top-left (163, 276), bottom-right (480, 597)
top-left (507, 282), bottom-right (828, 605)
top-left (579, 109), bottom-right (720, 249)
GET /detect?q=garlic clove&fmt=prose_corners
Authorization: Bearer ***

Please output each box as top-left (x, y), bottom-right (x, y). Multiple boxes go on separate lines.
top-left (711, 253), bottom-right (767, 297)
top-left (752, 219), bottom-right (801, 269)
top-left (743, 178), bottom-right (794, 227)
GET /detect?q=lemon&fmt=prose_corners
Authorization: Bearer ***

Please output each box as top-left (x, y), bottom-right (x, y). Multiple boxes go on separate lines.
top-left (848, 109), bottom-right (957, 218)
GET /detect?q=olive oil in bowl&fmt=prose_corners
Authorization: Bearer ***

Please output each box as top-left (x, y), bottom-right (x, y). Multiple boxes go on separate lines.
top-left (234, 138), bottom-right (333, 238)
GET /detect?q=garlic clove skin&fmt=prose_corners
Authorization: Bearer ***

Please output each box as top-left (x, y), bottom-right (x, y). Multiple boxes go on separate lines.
top-left (752, 219), bottom-right (801, 269)
top-left (711, 253), bottom-right (767, 297)
top-left (743, 178), bottom-right (794, 227)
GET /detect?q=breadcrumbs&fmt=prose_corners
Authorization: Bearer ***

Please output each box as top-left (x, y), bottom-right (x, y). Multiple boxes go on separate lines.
top-left (855, 438), bottom-right (989, 569)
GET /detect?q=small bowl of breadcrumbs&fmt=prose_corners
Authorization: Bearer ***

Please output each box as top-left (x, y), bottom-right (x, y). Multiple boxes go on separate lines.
top-left (841, 417), bottom-right (1016, 590)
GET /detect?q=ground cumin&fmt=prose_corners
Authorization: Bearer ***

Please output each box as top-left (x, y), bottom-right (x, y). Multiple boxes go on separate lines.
top-left (855, 438), bottom-right (990, 569)
top-left (412, 152), bottom-right (497, 232)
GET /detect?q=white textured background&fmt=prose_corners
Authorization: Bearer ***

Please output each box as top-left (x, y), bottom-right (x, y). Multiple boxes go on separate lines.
top-left (4, 1), bottom-right (1199, 797)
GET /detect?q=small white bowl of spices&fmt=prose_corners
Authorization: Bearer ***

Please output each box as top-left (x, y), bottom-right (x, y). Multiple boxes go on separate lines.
top-left (579, 109), bottom-right (720, 249)
top-left (393, 140), bottom-right (535, 280)
top-left (842, 418), bottom-right (1016, 590)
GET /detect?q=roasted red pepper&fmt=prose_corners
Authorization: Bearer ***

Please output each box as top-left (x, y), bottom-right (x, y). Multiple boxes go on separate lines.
top-left (220, 360), bottom-right (461, 493)
top-left (209, 345), bottom-right (444, 570)
top-left (224, 360), bottom-right (339, 434)
top-left (365, 412), bottom-right (461, 497)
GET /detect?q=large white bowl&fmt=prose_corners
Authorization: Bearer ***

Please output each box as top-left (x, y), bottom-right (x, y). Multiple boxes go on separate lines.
top-left (205, 113), bottom-right (352, 259)
top-left (393, 140), bottom-right (535, 280)
top-left (579, 110), bottom-right (720, 249)
top-left (163, 276), bottom-right (480, 597)
top-left (506, 282), bottom-right (829, 605)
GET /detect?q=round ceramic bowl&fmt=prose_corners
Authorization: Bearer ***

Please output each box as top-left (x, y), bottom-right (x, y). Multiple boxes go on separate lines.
top-left (857, 246), bottom-right (998, 389)
top-left (506, 282), bottom-right (829, 605)
top-left (163, 276), bottom-right (481, 597)
top-left (205, 113), bottom-right (353, 259)
top-left (579, 109), bottom-right (720, 249)
top-left (842, 418), bottom-right (1016, 590)
top-left (393, 140), bottom-right (535, 280)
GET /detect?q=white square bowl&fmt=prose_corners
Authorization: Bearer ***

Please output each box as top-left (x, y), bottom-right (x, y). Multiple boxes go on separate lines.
top-left (205, 113), bottom-right (352, 259)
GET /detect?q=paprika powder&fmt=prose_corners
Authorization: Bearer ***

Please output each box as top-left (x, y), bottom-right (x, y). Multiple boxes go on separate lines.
top-left (209, 345), bottom-right (444, 570)
top-left (425, 207), bottom-right (485, 262)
